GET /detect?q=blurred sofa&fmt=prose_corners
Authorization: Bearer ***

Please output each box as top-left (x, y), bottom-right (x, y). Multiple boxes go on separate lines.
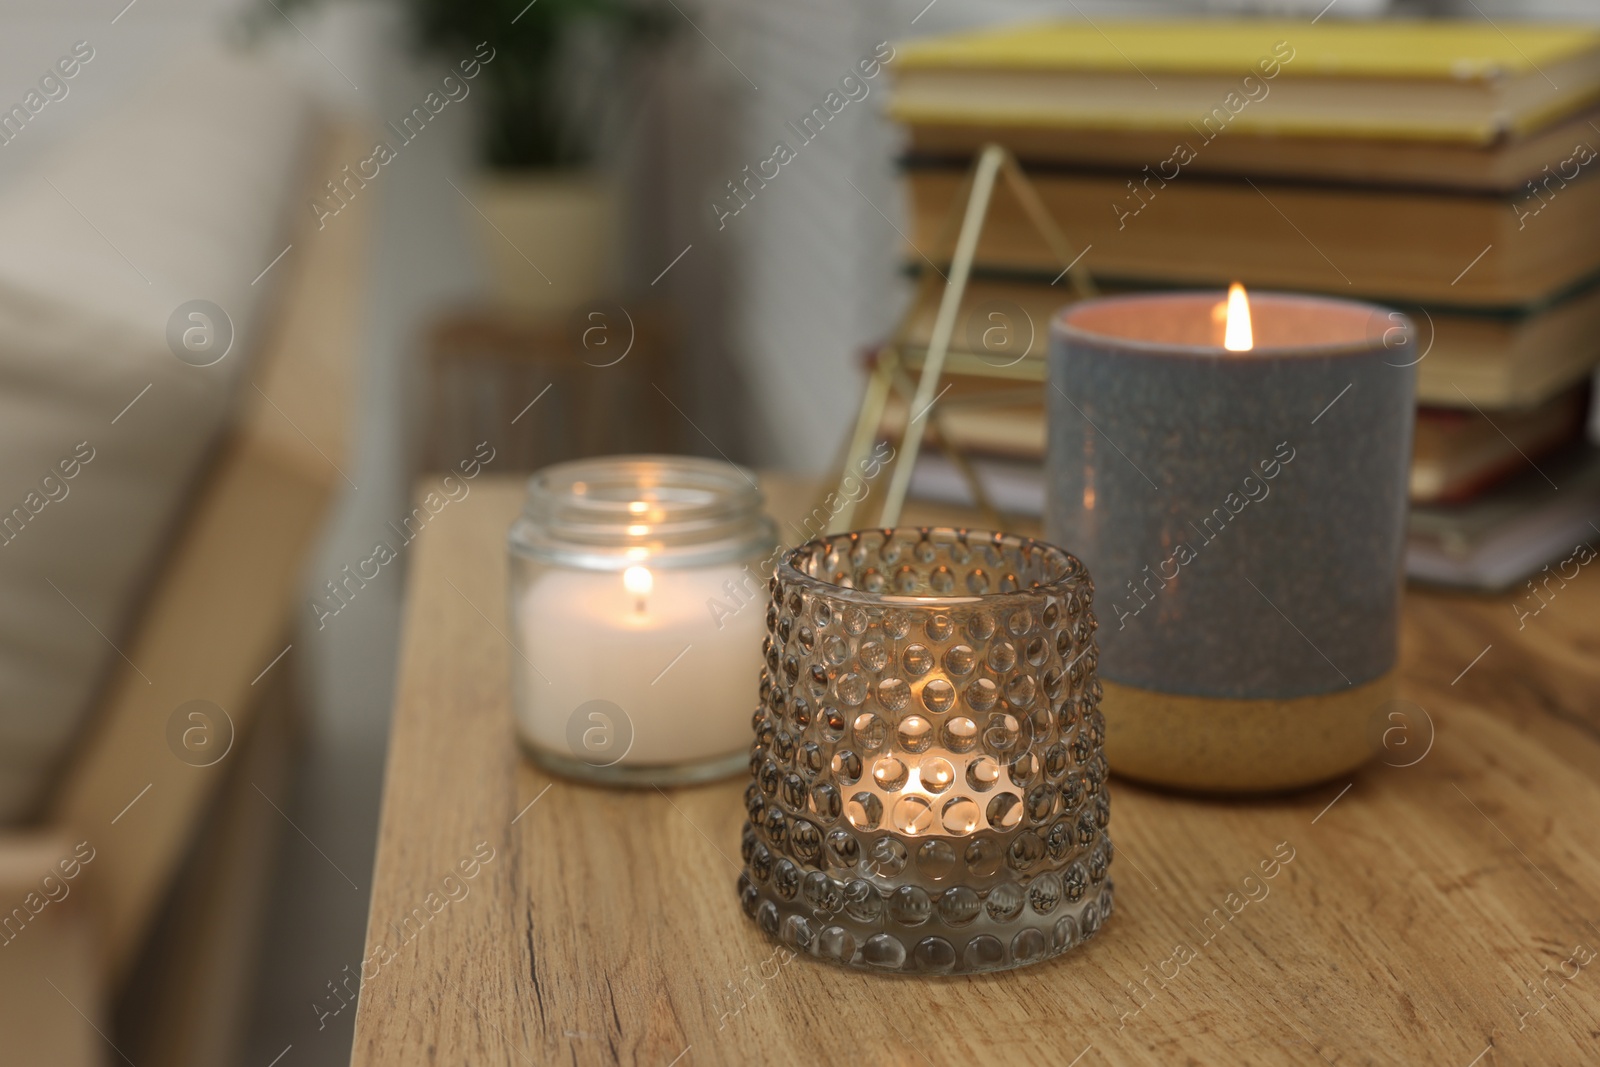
top-left (0, 39), bottom-right (367, 1065)
top-left (0, 44), bottom-right (314, 818)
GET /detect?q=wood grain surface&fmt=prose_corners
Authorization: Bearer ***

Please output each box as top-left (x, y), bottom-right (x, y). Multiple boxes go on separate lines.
top-left (351, 474), bottom-right (1600, 1067)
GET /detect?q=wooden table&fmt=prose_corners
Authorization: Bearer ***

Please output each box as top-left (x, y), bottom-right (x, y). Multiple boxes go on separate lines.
top-left (351, 475), bottom-right (1600, 1066)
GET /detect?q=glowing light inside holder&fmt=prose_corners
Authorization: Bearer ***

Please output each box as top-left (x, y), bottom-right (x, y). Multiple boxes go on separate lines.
top-left (1223, 282), bottom-right (1254, 352)
top-left (736, 527), bottom-right (1117, 974)
top-left (623, 565), bottom-right (653, 614)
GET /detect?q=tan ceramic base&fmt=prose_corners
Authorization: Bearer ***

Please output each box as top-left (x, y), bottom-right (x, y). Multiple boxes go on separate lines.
top-left (1103, 671), bottom-right (1395, 793)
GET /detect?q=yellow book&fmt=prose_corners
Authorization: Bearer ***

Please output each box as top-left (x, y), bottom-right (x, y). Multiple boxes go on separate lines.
top-left (890, 20), bottom-right (1600, 143)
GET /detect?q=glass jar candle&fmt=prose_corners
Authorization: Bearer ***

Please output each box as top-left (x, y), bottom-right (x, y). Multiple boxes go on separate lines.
top-left (739, 528), bottom-right (1114, 974)
top-left (508, 455), bottom-right (777, 785)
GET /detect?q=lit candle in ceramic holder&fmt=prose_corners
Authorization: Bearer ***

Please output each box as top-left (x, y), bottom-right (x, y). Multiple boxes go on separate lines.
top-left (1046, 288), bottom-right (1415, 792)
top-left (739, 528), bottom-right (1114, 974)
top-left (508, 455), bottom-right (776, 785)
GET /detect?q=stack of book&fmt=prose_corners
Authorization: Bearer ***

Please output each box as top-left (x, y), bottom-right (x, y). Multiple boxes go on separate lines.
top-left (885, 19), bottom-right (1600, 590)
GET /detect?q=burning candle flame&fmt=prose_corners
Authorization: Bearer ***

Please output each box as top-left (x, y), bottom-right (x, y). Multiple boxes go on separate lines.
top-left (624, 565), bottom-right (653, 613)
top-left (1224, 282), bottom-right (1253, 352)
top-left (623, 566), bottom-right (653, 596)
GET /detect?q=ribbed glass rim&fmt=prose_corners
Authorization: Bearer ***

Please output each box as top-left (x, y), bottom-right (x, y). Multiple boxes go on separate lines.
top-left (776, 528), bottom-right (1089, 607)
top-left (509, 454), bottom-right (775, 569)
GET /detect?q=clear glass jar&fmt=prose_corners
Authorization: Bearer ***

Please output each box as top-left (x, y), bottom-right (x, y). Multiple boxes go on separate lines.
top-left (507, 455), bottom-right (777, 785)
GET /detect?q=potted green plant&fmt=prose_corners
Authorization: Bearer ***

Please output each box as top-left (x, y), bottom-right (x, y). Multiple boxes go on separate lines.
top-left (266, 0), bottom-right (673, 313)
top-left (403, 2), bottom-right (672, 313)
top-left (405, 0), bottom-right (674, 314)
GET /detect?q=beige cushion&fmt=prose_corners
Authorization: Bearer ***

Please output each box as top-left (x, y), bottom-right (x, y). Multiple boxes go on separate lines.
top-left (0, 44), bottom-right (315, 821)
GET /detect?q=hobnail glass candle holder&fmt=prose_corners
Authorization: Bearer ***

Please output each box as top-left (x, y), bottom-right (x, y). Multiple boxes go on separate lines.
top-left (737, 528), bottom-right (1114, 975)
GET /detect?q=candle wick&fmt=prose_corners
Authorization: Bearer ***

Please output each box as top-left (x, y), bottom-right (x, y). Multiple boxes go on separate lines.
top-left (634, 597), bottom-right (647, 615)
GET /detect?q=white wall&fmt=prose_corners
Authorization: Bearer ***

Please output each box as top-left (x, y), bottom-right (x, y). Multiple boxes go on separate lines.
top-left (0, 2), bottom-right (236, 183)
top-left (712, 0), bottom-right (903, 472)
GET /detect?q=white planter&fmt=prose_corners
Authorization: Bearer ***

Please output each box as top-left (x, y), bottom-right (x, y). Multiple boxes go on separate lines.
top-left (473, 171), bottom-right (617, 316)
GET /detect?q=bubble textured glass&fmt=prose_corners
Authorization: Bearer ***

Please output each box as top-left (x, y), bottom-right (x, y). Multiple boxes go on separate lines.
top-left (737, 528), bottom-right (1114, 975)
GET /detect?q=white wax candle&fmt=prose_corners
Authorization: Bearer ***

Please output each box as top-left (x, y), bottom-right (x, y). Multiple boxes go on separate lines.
top-left (514, 562), bottom-right (765, 766)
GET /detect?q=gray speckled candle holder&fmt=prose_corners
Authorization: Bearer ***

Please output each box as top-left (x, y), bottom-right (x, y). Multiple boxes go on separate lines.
top-left (1045, 291), bottom-right (1415, 792)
